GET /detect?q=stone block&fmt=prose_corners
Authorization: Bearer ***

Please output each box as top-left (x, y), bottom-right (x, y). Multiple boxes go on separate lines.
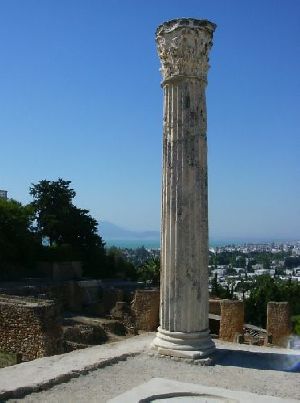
top-left (0, 294), bottom-right (63, 362)
top-left (209, 299), bottom-right (221, 315)
top-left (131, 289), bottom-right (159, 331)
top-left (110, 301), bottom-right (130, 320)
top-left (219, 299), bottom-right (244, 342)
top-left (63, 324), bottom-right (107, 345)
top-left (267, 302), bottom-right (291, 347)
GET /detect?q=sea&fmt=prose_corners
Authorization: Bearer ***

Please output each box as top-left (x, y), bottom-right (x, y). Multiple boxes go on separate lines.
top-left (104, 239), bottom-right (248, 249)
top-left (105, 239), bottom-right (160, 249)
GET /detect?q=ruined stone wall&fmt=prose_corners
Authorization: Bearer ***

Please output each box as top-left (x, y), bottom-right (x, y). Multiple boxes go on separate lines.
top-left (0, 294), bottom-right (63, 361)
top-left (267, 302), bottom-right (291, 347)
top-left (131, 290), bottom-right (160, 331)
top-left (219, 300), bottom-right (244, 342)
top-left (209, 299), bottom-right (221, 315)
top-left (37, 261), bottom-right (82, 281)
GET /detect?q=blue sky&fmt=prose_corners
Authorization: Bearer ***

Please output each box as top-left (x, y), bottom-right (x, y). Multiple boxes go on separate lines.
top-left (0, 0), bottom-right (299, 240)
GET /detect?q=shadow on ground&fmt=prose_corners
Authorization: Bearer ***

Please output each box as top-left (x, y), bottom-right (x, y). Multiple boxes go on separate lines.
top-left (214, 348), bottom-right (300, 372)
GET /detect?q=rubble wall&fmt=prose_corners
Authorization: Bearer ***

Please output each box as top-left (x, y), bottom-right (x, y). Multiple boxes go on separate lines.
top-left (0, 294), bottom-right (63, 361)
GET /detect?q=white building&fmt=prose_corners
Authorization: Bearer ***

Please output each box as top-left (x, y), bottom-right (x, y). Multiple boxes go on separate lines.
top-left (0, 190), bottom-right (7, 200)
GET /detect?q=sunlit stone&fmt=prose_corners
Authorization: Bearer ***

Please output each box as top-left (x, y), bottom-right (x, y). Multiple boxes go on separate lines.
top-left (152, 18), bottom-right (216, 358)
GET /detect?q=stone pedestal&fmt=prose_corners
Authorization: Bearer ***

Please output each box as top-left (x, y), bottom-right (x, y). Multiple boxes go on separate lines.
top-left (219, 300), bottom-right (244, 342)
top-left (152, 18), bottom-right (216, 359)
top-left (267, 302), bottom-right (291, 347)
top-left (131, 290), bottom-right (160, 331)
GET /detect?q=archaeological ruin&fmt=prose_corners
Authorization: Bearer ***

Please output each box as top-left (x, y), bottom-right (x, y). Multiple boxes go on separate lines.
top-left (0, 294), bottom-right (62, 362)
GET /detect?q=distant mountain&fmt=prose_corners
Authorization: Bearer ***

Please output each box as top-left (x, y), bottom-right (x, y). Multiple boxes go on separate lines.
top-left (99, 221), bottom-right (160, 240)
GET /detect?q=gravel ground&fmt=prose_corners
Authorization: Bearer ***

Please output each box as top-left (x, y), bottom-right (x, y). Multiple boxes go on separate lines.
top-left (8, 351), bottom-right (300, 402)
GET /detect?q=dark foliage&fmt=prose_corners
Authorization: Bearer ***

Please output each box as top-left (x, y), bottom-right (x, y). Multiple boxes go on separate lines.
top-left (0, 199), bottom-right (38, 280)
top-left (245, 275), bottom-right (300, 328)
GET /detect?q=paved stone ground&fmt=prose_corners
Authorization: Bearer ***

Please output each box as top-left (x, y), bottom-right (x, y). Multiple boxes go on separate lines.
top-left (8, 346), bottom-right (300, 402)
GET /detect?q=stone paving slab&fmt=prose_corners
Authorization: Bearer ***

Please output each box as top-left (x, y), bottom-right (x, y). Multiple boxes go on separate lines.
top-left (0, 334), bottom-right (152, 400)
top-left (0, 334), bottom-right (299, 400)
top-left (107, 377), bottom-right (298, 403)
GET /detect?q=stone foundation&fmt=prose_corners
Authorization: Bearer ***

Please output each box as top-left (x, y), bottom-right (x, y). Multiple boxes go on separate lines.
top-left (131, 289), bottom-right (159, 331)
top-left (219, 300), bottom-right (244, 342)
top-left (0, 294), bottom-right (63, 361)
top-left (267, 302), bottom-right (291, 347)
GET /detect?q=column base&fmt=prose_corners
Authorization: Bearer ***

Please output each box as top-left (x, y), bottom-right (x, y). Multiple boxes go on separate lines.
top-left (151, 327), bottom-right (215, 359)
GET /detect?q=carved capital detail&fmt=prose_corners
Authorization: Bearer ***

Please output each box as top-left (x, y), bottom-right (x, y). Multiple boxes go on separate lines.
top-left (156, 18), bottom-right (216, 83)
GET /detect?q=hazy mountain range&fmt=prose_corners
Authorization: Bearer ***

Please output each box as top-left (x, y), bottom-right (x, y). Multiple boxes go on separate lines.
top-left (98, 221), bottom-right (296, 245)
top-left (99, 221), bottom-right (160, 240)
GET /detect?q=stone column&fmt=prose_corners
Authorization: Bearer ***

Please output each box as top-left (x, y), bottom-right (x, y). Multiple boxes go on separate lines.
top-left (152, 18), bottom-right (216, 359)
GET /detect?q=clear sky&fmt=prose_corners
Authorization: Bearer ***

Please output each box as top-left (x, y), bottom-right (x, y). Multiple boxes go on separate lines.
top-left (0, 0), bottom-right (299, 241)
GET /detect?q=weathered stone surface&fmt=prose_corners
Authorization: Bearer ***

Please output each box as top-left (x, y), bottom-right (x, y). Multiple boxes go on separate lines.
top-left (0, 335), bottom-right (299, 401)
top-left (0, 334), bottom-right (153, 400)
top-left (108, 377), bottom-right (297, 403)
top-left (132, 290), bottom-right (160, 331)
top-left (209, 299), bottom-right (221, 316)
top-left (0, 294), bottom-right (63, 362)
top-left (110, 301), bottom-right (130, 320)
top-left (101, 320), bottom-right (127, 336)
top-left (103, 288), bottom-right (124, 313)
top-left (63, 324), bottom-right (107, 345)
top-left (152, 18), bottom-right (216, 357)
top-left (267, 302), bottom-right (291, 347)
top-left (219, 300), bottom-right (244, 342)
top-left (156, 18), bottom-right (216, 83)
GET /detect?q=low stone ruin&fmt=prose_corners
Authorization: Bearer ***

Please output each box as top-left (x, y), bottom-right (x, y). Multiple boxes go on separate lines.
top-left (131, 289), bottom-right (160, 332)
top-left (0, 286), bottom-right (294, 368)
top-left (209, 298), bottom-right (293, 347)
top-left (267, 302), bottom-right (291, 347)
top-left (0, 294), bottom-right (62, 362)
top-left (0, 288), bottom-right (160, 367)
top-left (219, 299), bottom-right (244, 342)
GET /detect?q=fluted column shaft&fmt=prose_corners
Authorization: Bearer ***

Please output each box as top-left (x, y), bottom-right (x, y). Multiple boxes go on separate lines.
top-left (152, 18), bottom-right (216, 358)
top-left (161, 78), bottom-right (208, 332)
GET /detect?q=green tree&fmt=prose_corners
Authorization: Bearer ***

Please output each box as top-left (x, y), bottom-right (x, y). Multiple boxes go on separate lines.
top-left (30, 179), bottom-right (74, 246)
top-left (235, 278), bottom-right (252, 300)
top-left (137, 257), bottom-right (160, 285)
top-left (105, 247), bottom-right (137, 280)
top-left (285, 257), bottom-right (300, 269)
top-left (210, 273), bottom-right (232, 299)
top-left (0, 198), bottom-right (37, 279)
top-left (245, 275), bottom-right (300, 328)
top-left (30, 179), bottom-right (106, 276)
top-left (236, 255), bottom-right (246, 268)
top-left (30, 179), bottom-right (103, 248)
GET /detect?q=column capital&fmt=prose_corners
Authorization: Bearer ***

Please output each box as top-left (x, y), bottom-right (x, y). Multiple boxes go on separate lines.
top-left (156, 18), bottom-right (216, 84)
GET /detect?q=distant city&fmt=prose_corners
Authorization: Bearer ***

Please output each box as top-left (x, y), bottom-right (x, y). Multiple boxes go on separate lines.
top-left (106, 239), bottom-right (300, 302)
